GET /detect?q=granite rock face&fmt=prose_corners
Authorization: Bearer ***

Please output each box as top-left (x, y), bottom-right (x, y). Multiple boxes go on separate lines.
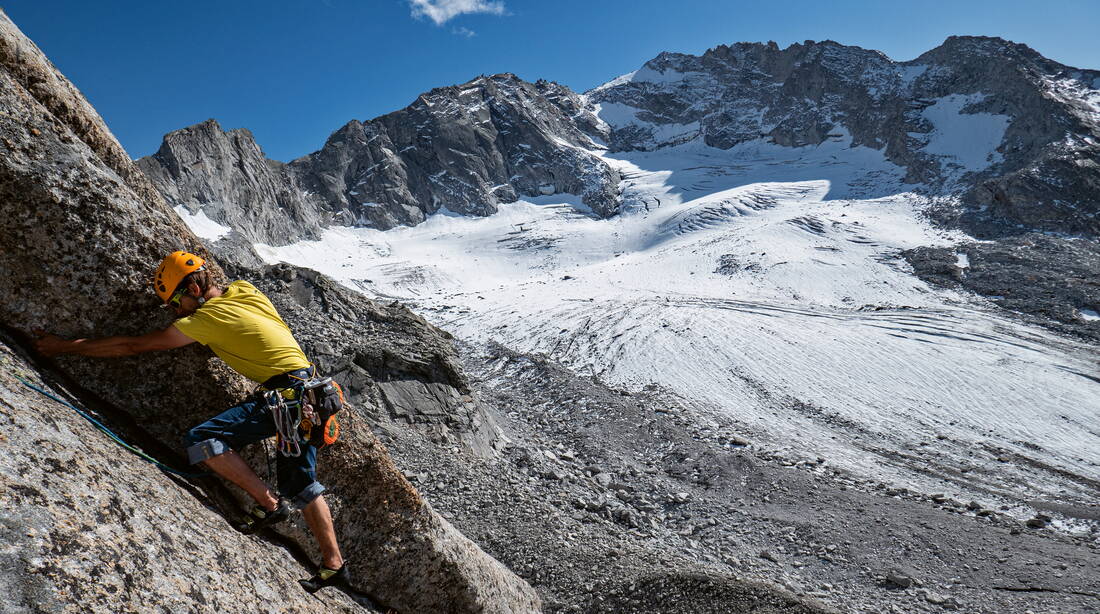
top-left (0, 10), bottom-right (539, 613)
top-left (0, 340), bottom-right (371, 614)
top-left (0, 10), bottom-right (233, 420)
top-left (140, 74), bottom-right (621, 243)
top-left (588, 36), bottom-right (1100, 237)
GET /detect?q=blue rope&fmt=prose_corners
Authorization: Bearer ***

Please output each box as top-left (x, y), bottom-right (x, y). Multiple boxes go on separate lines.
top-left (16, 376), bottom-right (207, 478)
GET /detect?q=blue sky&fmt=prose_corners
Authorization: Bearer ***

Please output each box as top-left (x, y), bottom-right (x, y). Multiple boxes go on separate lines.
top-left (6, 0), bottom-right (1099, 162)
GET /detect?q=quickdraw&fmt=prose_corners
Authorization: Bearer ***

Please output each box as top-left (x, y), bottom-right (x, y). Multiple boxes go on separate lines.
top-left (268, 388), bottom-right (303, 458)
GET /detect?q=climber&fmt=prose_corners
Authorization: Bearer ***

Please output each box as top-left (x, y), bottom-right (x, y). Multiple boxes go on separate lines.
top-left (33, 251), bottom-right (348, 593)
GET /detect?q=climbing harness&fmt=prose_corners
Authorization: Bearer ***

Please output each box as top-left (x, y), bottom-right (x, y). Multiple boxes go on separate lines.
top-left (261, 368), bottom-right (346, 458)
top-left (16, 376), bottom-right (207, 478)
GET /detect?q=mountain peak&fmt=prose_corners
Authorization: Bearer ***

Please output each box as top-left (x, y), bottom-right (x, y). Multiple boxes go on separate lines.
top-left (159, 118), bottom-right (257, 147)
top-left (150, 34), bottom-right (1100, 246)
top-left (919, 35), bottom-right (1048, 66)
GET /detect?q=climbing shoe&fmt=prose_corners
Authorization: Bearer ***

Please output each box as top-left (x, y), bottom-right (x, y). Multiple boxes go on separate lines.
top-left (235, 500), bottom-right (290, 534)
top-left (299, 562), bottom-right (350, 593)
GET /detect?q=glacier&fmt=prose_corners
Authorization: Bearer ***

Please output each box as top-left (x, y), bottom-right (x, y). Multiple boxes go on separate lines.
top-left (253, 137), bottom-right (1100, 529)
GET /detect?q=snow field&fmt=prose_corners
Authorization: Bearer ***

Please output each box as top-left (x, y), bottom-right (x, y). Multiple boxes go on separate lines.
top-left (174, 205), bottom-right (231, 241)
top-left (911, 93), bottom-right (1009, 178)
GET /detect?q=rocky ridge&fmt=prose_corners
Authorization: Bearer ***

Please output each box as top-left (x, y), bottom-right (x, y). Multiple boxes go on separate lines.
top-left (139, 75), bottom-right (621, 241)
top-left (589, 36), bottom-right (1100, 237)
top-left (136, 120), bottom-right (327, 245)
top-left (141, 37), bottom-right (1100, 246)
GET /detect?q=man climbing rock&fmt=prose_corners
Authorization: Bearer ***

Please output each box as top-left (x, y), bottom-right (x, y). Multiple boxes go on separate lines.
top-left (34, 251), bottom-right (348, 593)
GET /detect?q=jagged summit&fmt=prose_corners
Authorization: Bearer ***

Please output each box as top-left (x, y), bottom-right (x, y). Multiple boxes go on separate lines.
top-left (695, 36), bottom-right (1037, 69)
top-left (163, 117), bottom-right (251, 140)
top-left (143, 71), bottom-right (619, 243)
top-left (138, 117), bottom-right (327, 245)
top-left (911, 35), bottom-right (1067, 79)
top-left (926, 34), bottom-right (1044, 58)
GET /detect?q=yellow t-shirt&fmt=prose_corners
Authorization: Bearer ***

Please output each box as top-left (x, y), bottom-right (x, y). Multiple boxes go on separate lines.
top-left (173, 280), bottom-right (310, 383)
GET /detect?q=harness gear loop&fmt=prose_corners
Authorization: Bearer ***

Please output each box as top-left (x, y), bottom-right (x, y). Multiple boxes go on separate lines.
top-left (268, 389), bottom-right (303, 458)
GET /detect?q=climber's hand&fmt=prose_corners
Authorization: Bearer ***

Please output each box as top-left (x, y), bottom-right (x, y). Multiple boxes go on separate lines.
top-left (33, 330), bottom-right (72, 357)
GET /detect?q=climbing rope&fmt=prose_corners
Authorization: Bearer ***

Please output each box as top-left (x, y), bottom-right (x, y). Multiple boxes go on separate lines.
top-left (16, 376), bottom-right (207, 478)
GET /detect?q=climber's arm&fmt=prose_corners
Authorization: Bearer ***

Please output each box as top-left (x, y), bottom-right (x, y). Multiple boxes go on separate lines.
top-left (33, 326), bottom-right (195, 358)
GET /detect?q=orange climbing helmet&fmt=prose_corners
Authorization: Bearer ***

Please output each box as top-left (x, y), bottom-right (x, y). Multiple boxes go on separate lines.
top-left (153, 251), bottom-right (206, 303)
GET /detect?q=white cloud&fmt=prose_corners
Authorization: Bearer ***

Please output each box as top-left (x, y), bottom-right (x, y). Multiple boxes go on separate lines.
top-left (452, 26), bottom-right (477, 38)
top-left (408, 0), bottom-right (506, 26)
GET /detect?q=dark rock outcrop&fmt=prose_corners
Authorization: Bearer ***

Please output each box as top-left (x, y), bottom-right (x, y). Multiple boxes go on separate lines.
top-left (231, 260), bottom-right (507, 458)
top-left (903, 234), bottom-right (1100, 342)
top-left (0, 9), bottom-right (539, 613)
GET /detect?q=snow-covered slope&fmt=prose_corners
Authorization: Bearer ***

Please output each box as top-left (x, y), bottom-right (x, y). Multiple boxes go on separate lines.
top-left (254, 138), bottom-right (1100, 521)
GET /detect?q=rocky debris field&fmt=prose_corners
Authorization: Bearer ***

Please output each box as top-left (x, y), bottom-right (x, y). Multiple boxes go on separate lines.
top-left (376, 341), bottom-right (1100, 613)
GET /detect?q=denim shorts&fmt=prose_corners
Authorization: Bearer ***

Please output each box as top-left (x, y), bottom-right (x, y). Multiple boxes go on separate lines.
top-left (183, 383), bottom-right (324, 510)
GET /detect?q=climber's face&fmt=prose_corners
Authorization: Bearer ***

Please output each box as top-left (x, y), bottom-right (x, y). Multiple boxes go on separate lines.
top-left (170, 282), bottom-right (203, 317)
top-left (167, 286), bottom-right (188, 310)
